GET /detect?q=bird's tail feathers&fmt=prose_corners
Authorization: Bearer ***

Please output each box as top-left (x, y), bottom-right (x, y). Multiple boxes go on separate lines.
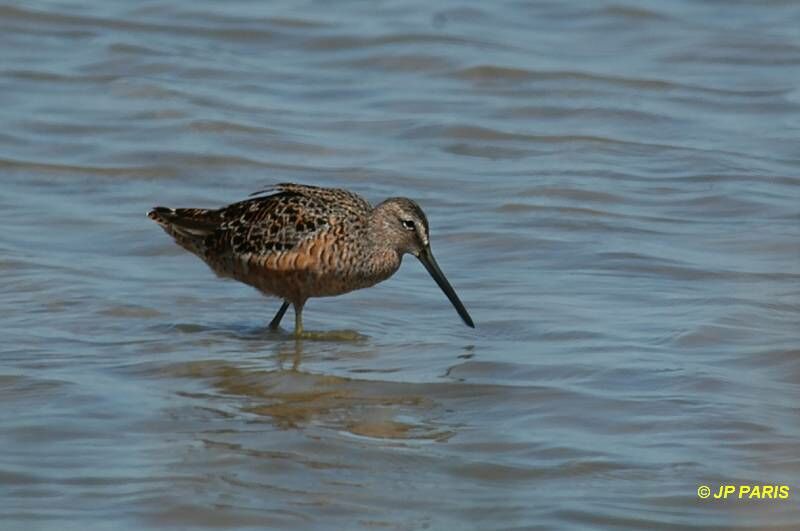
top-left (147, 207), bottom-right (219, 237)
top-left (147, 206), bottom-right (222, 256)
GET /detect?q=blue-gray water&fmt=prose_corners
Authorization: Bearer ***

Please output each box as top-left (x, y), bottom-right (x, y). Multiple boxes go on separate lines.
top-left (2, 1), bottom-right (799, 529)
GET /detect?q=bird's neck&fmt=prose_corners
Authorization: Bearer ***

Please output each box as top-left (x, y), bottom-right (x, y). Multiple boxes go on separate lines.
top-left (366, 206), bottom-right (393, 247)
top-left (359, 216), bottom-right (401, 282)
top-left (364, 234), bottom-right (402, 277)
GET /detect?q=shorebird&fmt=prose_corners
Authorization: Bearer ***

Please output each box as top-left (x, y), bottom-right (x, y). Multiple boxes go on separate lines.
top-left (147, 183), bottom-right (474, 336)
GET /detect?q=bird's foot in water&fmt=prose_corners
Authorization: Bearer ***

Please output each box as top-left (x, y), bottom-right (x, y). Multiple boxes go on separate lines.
top-left (294, 329), bottom-right (367, 341)
top-left (267, 327), bottom-right (367, 341)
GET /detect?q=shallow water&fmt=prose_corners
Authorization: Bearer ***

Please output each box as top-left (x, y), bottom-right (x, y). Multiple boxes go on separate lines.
top-left (2, 1), bottom-right (799, 529)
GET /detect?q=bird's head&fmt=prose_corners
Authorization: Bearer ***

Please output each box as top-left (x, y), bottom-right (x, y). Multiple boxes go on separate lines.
top-left (373, 197), bottom-right (474, 328)
top-left (374, 197), bottom-right (430, 258)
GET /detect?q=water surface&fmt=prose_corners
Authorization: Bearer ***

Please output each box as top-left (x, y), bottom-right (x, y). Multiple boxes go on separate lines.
top-left (1, 1), bottom-right (799, 529)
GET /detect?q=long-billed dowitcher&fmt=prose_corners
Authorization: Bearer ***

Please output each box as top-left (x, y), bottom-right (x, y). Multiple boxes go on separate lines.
top-left (147, 183), bottom-right (474, 336)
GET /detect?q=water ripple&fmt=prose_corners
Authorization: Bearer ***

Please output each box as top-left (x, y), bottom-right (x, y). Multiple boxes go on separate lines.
top-left (2, 1), bottom-right (799, 529)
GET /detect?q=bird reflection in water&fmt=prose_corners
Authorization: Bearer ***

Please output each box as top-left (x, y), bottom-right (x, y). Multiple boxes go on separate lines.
top-left (174, 340), bottom-right (457, 440)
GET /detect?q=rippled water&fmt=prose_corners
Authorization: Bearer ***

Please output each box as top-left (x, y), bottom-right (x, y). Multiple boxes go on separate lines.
top-left (2, 1), bottom-right (799, 529)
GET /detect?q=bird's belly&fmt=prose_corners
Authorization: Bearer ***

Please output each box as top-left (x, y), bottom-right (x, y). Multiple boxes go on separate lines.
top-left (308, 268), bottom-right (394, 297)
top-left (217, 250), bottom-right (399, 302)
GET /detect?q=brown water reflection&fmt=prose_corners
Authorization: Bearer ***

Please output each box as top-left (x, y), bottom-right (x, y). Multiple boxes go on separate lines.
top-left (2, 0), bottom-right (799, 529)
top-left (168, 342), bottom-right (456, 441)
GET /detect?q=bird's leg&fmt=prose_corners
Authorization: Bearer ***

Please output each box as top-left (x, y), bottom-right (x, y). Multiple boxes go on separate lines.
top-left (293, 301), bottom-right (304, 337)
top-left (289, 300), bottom-right (363, 341)
top-left (268, 301), bottom-right (290, 330)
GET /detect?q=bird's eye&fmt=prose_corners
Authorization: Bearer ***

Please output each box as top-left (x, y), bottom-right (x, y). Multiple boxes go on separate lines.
top-left (401, 219), bottom-right (416, 231)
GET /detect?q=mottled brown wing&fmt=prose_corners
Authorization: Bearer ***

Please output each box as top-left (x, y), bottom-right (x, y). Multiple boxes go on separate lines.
top-left (215, 183), bottom-right (371, 256)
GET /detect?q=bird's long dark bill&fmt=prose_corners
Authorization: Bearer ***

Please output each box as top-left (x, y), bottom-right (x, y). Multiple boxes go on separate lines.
top-left (418, 246), bottom-right (475, 328)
